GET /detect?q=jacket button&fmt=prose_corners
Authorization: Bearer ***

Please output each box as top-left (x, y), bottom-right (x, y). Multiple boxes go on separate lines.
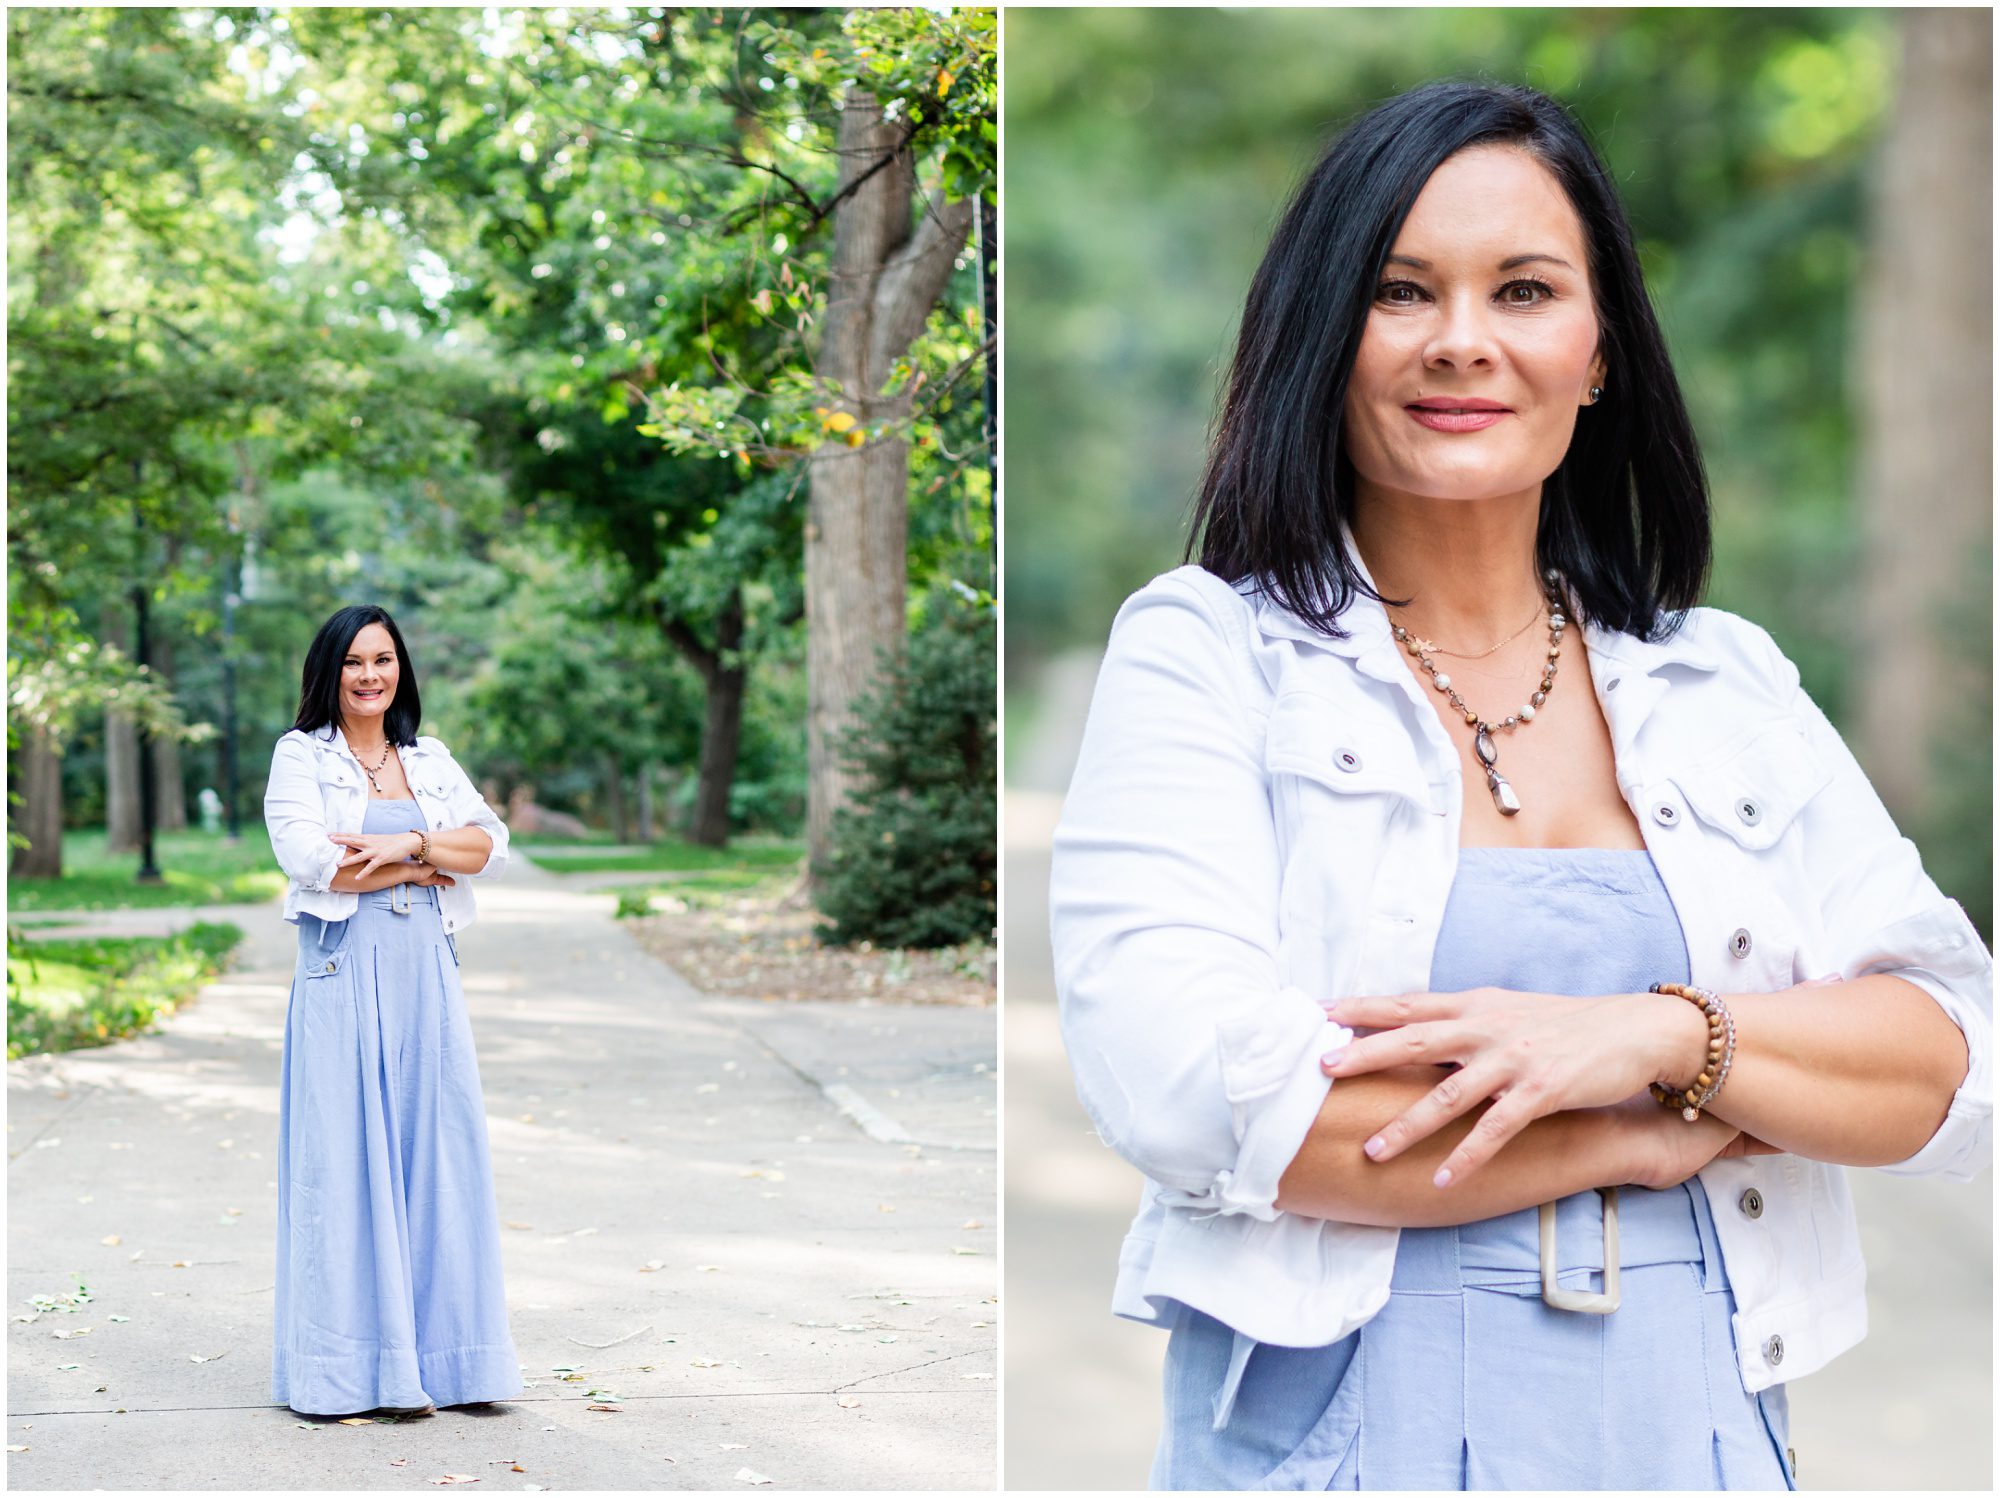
top-left (323, 961), bottom-right (336, 974)
top-left (1334, 749), bottom-right (1362, 773)
top-left (1763, 1334), bottom-right (1784, 1366)
top-left (1730, 928), bottom-right (1753, 958)
top-left (1737, 798), bottom-right (1762, 826)
top-left (1739, 1188), bottom-right (1763, 1219)
top-left (1605, 677), bottom-right (1621, 692)
top-left (1651, 801), bottom-right (1679, 826)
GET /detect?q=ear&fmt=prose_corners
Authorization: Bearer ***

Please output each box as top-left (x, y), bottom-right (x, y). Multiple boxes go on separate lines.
top-left (1583, 344), bottom-right (1608, 405)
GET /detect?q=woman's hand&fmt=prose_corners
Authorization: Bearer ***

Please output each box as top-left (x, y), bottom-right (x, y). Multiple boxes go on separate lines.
top-left (1319, 985), bottom-right (1707, 1187)
top-left (408, 862), bottom-right (457, 888)
top-left (328, 830), bottom-right (425, 881)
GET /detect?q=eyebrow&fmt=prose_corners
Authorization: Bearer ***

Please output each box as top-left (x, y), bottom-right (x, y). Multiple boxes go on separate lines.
top-left (1384, 252), bottom-right (1577, 272)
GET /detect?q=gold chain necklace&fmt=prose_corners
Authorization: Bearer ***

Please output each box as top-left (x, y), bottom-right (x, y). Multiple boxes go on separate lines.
top-left (1405, 598), bottom-right (1546, 660)
top-left (1390, 571), bottom-right (1567, 817)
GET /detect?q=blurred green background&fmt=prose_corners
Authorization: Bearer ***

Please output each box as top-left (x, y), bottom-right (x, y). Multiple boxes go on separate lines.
top-left (1003, 4), bottom-right (1990, 931)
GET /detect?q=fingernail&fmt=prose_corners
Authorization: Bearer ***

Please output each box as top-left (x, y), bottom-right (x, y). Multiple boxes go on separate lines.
top-left (1433, 1167), bottom-right (1453, 1188)
top-left (1320, 1048), bottom-right (1345, 1072)
top-left (1363, 1136), bottom-right (1385, 1159)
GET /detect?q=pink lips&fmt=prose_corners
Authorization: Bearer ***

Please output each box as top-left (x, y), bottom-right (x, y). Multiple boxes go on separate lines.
top-left (1406, 399), bottom-right (1510, 433)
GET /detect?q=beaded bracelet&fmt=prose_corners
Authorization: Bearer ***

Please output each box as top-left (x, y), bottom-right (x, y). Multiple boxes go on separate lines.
top-left (1647, 981), bottom-right (1736, 1121)
top-left (415, 829), bottom-right (431, 866)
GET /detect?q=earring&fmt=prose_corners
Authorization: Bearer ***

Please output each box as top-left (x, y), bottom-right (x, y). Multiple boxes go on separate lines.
top-left (1589, 385), bottom-right (1604, 404)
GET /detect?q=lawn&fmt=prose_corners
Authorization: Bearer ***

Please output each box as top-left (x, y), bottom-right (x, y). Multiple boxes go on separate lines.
top-left (7, 829), bottom-right (287, 912)
top-left (7, 922), bottom-right (243, 1058)
top-left (520, 836), bottom-right (805, 877)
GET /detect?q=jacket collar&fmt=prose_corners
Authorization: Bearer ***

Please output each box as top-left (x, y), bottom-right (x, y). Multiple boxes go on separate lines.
top-left (1244, 519), bottom-right (1723, 678)
top-left (310, 721), bottom-right (429, 761)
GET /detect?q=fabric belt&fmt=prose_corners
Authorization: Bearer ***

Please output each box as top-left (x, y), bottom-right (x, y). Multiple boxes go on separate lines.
top-left (356, 882), bottom-right (441, 914)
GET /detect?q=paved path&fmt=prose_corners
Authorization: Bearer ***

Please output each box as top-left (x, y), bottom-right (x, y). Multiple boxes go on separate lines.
top-left (8, 858), bottom-right (996, 1490)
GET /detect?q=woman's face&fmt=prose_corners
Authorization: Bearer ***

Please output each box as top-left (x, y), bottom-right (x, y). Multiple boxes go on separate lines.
top-left (339, 622), bottom-right (399, 731)
top-left (1341, 144), bottom-right (1607, 508)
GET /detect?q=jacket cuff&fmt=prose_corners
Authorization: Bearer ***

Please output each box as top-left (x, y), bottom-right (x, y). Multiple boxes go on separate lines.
top-left (1157, 989), bottom-right (1345, 1221)
top-left (1851, 901), bottom-right (1992, 1182)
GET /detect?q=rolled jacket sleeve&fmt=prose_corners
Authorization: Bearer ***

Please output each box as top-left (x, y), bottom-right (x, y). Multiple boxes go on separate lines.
top-left (443, 749), bottom-right (510, 881)
top-left (1780, 655), bottom-right (1993, 1182)
top-left (1051, 573), bottom-right (1346, 1220)
top-left (264, 734), bottom-right (341, 895)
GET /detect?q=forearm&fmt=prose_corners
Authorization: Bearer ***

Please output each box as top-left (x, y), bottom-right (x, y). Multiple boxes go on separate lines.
top-left (1276, 1067), bottom-right (1643, 1227)
top-left (420, 825), bottom-right (494, 875)
top-left (329, 860), bottom-right (425, 893)
top-left (1701, 974), bottom-right (1966, 1165)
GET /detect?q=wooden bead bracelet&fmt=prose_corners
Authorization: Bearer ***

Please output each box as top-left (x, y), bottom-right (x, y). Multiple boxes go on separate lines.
top-left (1648, 981), bottom-right (1736, 1121)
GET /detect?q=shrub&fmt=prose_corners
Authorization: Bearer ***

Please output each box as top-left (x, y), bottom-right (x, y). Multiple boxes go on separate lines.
top-left (816, 588), bottom-right (995, 948)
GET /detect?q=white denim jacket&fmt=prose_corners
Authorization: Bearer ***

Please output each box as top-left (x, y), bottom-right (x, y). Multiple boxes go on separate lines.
top-left (1050, 542), bottom-right (1992, 1396)
top-left (264, 723), bottom-right (511, 935)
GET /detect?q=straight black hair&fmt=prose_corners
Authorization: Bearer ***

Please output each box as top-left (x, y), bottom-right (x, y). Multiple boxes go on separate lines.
top-left (1188, 79), bottom-right (1711, 641)
top-left (291, 604), bottom-right (422, 746)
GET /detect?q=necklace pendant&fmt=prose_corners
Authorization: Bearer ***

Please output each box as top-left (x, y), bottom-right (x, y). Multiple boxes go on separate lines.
top-left (1473, 727), bottom-right (1499, 767)
top-left (1487, 767), bottom-right (1522, 816)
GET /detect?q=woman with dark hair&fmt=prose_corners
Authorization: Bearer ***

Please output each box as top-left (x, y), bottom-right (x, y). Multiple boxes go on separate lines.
top-left (264, 603), bottom-right (521, 1418)
top-left (1051, 81), bottom-right (1989, 1489)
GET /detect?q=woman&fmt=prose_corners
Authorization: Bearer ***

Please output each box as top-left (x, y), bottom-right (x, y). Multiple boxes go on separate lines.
top-left (1050, 82), bottom-right (1991, 1490)
top-left (264, 604), bottom-right (521, 1418)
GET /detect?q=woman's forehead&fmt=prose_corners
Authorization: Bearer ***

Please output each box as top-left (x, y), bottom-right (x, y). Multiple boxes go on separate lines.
top-left (1393, 145), bottom-right (1586, 264)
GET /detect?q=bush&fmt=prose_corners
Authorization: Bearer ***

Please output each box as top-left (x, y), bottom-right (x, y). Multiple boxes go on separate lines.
top-left (816, 588), bottom-right (995, 949)
top-left (7, 921), bottom-right (242, 1058)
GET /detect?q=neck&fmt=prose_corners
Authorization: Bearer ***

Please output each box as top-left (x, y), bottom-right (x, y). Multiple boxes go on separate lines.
top-left (340, 721), bottom-right (388, 753)
top-left (1348, 483), bottom-right (1551, 647)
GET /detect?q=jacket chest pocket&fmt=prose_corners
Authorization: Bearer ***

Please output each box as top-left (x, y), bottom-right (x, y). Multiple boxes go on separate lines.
top-left (1664, 721), bottom-right (1830, 990)
top-left (411, 774), bottom-right (452, 828)
top-left (1263, 693), bottom-right (1435, 946)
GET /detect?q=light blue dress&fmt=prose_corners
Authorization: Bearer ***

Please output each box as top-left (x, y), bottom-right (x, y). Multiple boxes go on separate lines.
top-left (1152, 847), bottom-right (1795, 1490)
top-left (272, 798), bottom-right (522, 1415)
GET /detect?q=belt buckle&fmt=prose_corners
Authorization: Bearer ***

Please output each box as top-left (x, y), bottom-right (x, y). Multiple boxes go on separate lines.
top-left (1539, 1185), bottom-right (1619, 1313)
top-left (391, 881), bottom-right (412, 915)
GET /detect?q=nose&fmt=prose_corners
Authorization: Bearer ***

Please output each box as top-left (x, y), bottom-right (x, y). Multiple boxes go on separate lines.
top-left (1422, 289), bottom-right (1501, 373)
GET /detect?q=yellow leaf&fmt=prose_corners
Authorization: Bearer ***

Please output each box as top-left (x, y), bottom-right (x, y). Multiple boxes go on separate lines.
top-left (938, 68), bottom-right (955, 97)
top-left (823, 411), bottom-right (856, 433)
top-left (845, 430), bottom-right (866, 448)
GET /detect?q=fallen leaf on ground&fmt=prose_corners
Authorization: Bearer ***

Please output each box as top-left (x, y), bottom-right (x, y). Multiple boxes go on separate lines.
top-left (108, 1315), bottom-right (131, 1323)
top-left (961, 1219), bottom-right (985, 1230)
top-left (736, 1469), bottom-right (772, 1485)
top-left (694, 1265), bottom-right (720, 1273)
top-left (690, 1358), bottom-right (722, 1369)
top-left (390, 1458), bottom-right (409, 1467)
top-left (504, 1222), bottom-right (533, 1231)
top-left (187, 1352), bottom-right (224, 1363)
top-left (586, 1404), bottom-right (619, 1413)
top-left (719, 1443), bottom-right (748, 1450)
top-left (52, 1328), bottom-right (90, 1340)
top-left (100, 1235), bottom-right (121, 1247)
top-left (338, 1417), bottom-right (374, 1426)
top-left (431, 1475), bottom-right (479, 1485)
top-left (951, 1246), bottom-right (980, 1256)
top-left (56, 1364), bottom-right (78, 1371)
top-left (6, 1445), bottom-right (28, 1453)
top-left (837, 1396), bottom-right (861, 1409)
top-left (639, 1260), bottom-right (664, 1272)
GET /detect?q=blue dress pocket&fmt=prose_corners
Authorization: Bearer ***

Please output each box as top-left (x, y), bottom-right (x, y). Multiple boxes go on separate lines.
top-left (298, 915), bottom-right (354, 978)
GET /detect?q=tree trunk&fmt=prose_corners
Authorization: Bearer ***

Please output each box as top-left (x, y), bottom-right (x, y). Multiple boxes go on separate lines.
top-left (106, 709), bottom-right (142, 852)
top-left (10, 726), bottom-right (64, 879)
top-left (603, 751), bottom-right (630, 844)
top-left (805, 89), bottom-right (976, 869)
top-left (150, 632), bottom-right (187, 832)
top-left (635, 758), bottom-right (656, 845)
top-left (687, 593), bottom-right (747, 849)
top-left (1856, 10), bottom-right (1991, 859)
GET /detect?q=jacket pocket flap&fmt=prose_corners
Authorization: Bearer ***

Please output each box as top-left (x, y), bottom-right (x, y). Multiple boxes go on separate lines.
top-left (1264, 693), bottom-right (1430, 806)
top-left (1670, 722), bottom-right (1829, 851)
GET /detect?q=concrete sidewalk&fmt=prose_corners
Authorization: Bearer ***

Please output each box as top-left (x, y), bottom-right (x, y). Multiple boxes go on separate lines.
top-left (7, 858), bottom-right (996, 1490)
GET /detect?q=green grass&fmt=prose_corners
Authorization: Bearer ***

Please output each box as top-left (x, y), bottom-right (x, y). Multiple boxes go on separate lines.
top-left (7, 922), bottom-right (243, 1059)
top-left (7, 829), bottom-right (287, 912)
top-left (605, 866), bottom-right (798, 915)
top-left (522, 837), bottom-right (805, 876)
